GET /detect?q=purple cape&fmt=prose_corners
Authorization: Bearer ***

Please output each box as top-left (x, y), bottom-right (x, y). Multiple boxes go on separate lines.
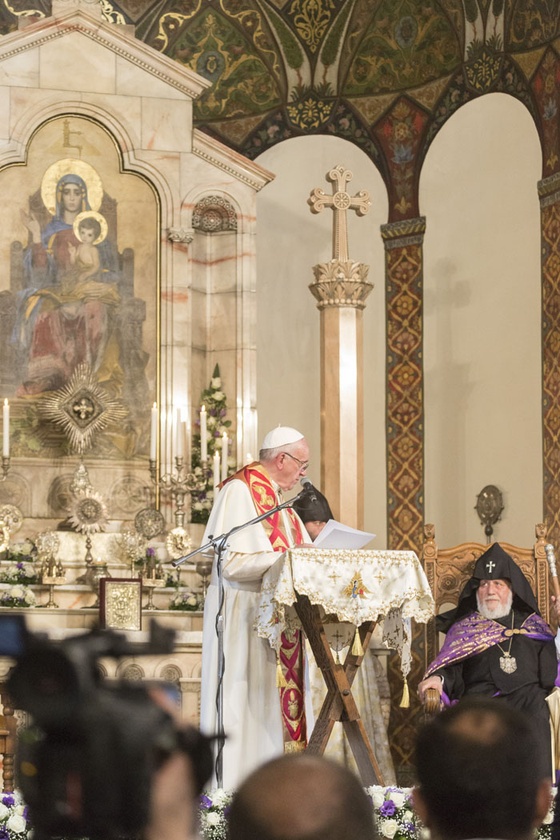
top-left (425, 611), bottom-right (554, 678)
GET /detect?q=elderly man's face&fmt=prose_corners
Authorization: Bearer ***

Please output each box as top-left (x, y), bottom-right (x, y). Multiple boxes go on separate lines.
top-left (274, 440), bottom-right (310, 491)
top-left (476, 578), bottom-right (513, 619)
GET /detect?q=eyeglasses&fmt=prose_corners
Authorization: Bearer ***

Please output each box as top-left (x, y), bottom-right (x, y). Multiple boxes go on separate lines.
top-left (282, 451), bottom-right (309, 471)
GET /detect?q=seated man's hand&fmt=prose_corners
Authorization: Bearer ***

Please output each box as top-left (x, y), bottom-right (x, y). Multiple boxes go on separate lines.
top-left (418, 674), bottom-right (443, 702)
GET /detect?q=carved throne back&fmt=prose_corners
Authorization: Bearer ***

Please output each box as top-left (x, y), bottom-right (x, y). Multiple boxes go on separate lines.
top-left (422, 522), bottom-right (551, 670)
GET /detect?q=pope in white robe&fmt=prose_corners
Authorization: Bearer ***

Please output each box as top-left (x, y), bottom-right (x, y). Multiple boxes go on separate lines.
top-left (200, 426), bottom-right (311, 790)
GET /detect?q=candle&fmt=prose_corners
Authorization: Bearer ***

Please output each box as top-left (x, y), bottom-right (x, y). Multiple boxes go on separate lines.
top-left (3, 399), bottom-right (9, 458)
top-left (174, 409), bottom-right (184, 460)
top-left (213, 450), bottom-right (220, 492)
top-left (150, 403), bottom-right (157, 461)
top-left (221, 432), bottom-right (228, 482)
top-left (200, 405), bottom-right (208, 462)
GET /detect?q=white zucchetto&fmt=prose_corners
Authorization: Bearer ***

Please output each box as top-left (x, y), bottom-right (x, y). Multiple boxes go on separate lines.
top-left (260, 425), bottom-right (304, 450)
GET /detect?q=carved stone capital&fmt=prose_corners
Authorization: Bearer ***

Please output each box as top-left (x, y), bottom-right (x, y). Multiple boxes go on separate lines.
top-left (309, 260), bottom-right (373, 309)
top-left (538, 172), bottom-right (560, 207)
top-left (380, 216), bottom-right (426, 249)
top-left (168, 227), bottom-right (194, 244)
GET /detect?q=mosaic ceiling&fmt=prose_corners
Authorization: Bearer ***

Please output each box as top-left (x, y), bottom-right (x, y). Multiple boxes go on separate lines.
top-left (3, 0), bottom-right (559, 219)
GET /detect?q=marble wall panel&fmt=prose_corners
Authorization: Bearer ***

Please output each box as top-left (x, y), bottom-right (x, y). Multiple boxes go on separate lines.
top-left (141, 98), bottom-right (190, 154)
top-left (86, 92), bottom-right (143, 149)
top-left (0, 50), bottom-right (39, 89)
top-left (206, 233), bottom-right (238, 294)
top-left (39, 33), bottom-right (117, 93)
top-left (116, 55), bottom-right (187, 102)
top-left (0, 88), bottom-right (12, 146)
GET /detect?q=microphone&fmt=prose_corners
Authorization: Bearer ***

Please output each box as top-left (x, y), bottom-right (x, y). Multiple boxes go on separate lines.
top-left (300, 476), bottom-right (317, 503)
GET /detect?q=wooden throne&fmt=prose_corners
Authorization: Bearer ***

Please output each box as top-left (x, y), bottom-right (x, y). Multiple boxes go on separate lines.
top-left (421, 522), bottom-right (552, 674)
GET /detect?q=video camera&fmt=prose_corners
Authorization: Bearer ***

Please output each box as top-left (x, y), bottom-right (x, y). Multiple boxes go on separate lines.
top-left (0, 614), bottom-right (213, 839)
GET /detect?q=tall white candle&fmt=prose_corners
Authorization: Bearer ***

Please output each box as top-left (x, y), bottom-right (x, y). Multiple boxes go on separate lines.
top-left (150, 403), bottom-right (157, 461)
top-left (200, 405), bottom-right (208, 462)
top-left (213, 450), bottom-right (220, 492)
top-left (221, 432), bottom-right (228, 482)
top-left (3, 399), bottom-right (9, 458)
top-left (174, 409), bottom-right (184, 460)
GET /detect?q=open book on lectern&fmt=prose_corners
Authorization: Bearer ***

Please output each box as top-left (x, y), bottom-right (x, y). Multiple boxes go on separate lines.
top-left (312, 519), bottom-right (376, 550)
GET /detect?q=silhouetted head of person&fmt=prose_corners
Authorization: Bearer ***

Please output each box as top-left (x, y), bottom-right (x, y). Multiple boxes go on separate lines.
top-left (228, 754), bottom-right (377, 840)
top-left (413, 696), bottom-right (552, 840)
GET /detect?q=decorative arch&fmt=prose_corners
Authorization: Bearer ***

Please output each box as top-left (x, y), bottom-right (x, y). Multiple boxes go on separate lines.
top-left (192, 194), bottom-right (238, 233)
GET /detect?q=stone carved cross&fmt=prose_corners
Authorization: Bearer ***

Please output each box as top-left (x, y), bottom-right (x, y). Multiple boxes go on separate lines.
top-left (308, 165), bottom-right (371, 262)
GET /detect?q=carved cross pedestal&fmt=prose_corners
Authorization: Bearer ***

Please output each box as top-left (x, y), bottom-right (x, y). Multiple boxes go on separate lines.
top-left (308, 166), bottom-right (373, 528)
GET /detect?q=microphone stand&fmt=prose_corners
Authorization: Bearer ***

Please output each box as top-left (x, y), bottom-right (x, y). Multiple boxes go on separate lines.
top-left (171, 486), bottom-right (309, 788)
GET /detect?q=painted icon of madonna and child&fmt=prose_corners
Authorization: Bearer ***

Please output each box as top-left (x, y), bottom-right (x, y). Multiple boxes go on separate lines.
top-left (15, 159), bottom-right (128, 400)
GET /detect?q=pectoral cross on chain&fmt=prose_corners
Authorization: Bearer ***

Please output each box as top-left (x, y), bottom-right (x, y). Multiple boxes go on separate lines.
top-left (308, 165), bottom-right (371, 262)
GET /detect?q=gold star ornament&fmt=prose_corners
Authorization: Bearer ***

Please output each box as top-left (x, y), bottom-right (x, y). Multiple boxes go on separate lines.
top-left (39, 364), bottom-right (127, 454)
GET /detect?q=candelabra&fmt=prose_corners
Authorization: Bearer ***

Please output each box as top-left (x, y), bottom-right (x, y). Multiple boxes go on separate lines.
top-left (0, 457), bottom-right (9, 482)
top-left (149, 456), bottom-right (207, 529)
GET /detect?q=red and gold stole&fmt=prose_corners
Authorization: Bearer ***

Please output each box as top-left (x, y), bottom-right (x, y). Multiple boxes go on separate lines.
top-left (225, 462), bottom-right (307, 751)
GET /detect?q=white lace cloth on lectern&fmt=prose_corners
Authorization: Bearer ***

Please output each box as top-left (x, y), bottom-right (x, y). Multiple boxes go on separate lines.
top-left (256, 548), bottom-right (435, 678)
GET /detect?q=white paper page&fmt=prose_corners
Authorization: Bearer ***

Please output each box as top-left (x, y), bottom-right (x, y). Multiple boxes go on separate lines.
top-left (312, 519), bottom-right (376, 550)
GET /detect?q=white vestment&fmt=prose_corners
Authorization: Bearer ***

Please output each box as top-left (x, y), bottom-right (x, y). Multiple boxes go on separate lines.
top-left (200, 474), bottom-right (304, 790)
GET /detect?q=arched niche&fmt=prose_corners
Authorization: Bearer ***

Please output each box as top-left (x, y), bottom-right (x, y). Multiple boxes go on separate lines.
top-left (421, 92), bottom-right (542, 546)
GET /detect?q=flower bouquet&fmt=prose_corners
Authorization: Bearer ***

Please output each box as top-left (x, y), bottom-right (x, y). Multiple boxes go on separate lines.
top-left (368, 786), bottom-right (420, 839)
top-left (169, 589), bottom-right (201, 611)
top-left (0, 585), bottom-right (36, 608)
top-left (0, 791), bottom-right (30, 839)
top-left (0, 561), bottom-right (37, 586)
top-left (0, 540), bottom-right (37, 587)
top-left (199, 788), bottom-right (232, 840)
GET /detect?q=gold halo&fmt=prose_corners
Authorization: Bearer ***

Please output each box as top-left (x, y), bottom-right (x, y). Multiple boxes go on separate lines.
top-left (41, 159), bottom-right (104, 216)
top-left (73, 211), bottom-right (108, 245)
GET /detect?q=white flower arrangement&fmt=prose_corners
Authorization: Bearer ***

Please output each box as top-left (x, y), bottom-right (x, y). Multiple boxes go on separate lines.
top-left (0, 562), bottom-right (37, 586)
top-left (0, 783), bottom-right (552, 840)
top-left (6, 542), bottom-right (35, 560)
top-left (199, 788), bottom-right (233, 840)
top-left (0, 790), bottom-right (31, 839)
top-left (169, 590), bottom-right (201, 611)
top-left (368, 786), bottom-right (419, 839)
top-left (0, 585), bottom-right (36, 608)
top-left (197, 785), bottom-right (554, 840)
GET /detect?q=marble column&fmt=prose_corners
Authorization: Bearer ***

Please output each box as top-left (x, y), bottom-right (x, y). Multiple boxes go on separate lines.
top-left (309, 259), bottom-right (373, 528)
top-left (308, 166), bottom-right (372, 528)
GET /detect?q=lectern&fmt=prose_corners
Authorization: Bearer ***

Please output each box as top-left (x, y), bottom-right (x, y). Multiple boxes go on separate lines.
top-left (257, 547), bottom-right (434, 785)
